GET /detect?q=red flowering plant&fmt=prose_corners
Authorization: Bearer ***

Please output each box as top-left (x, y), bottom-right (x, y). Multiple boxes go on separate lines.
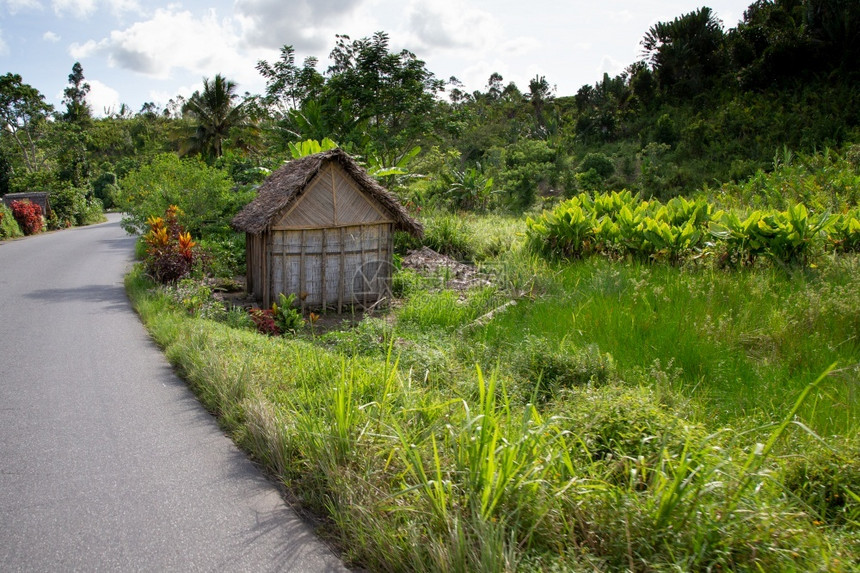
top-left (143, 205), bottom-right (199, 283)
top-left (11, 200), bottom-right (43, 235)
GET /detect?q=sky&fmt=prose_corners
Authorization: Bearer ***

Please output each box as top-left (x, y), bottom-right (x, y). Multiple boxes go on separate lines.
top-left (0, 0), bottom-right (754, 116)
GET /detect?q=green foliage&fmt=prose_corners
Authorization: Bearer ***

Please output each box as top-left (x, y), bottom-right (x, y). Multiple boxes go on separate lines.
top-left (525, 195), bottom-right (596, 259)
top-left (181, 74), bottom-right (251, 159)
top-left (578, 152), bottom-right (615, 179)
top-left (715, 147), bottom-right (860, 212)
top-left (272, 292), bottom-right (305, 334)
top-left (91, 171), bottom-right (118, 209)
top-left (421, 214), bottom-right (475, 260)
top-left (711, 204), bottom-right (832, 266)
top-left (783, 438), bottom-right (860, 526)
top-left (196, 234), bottom-right (245, 277)
top-left (288, 137), bottom-right (339, 159)
top-left (499, 139), bottom-right (560, 209)
top-left (510, 335), bottom-right (617, 402)
top-left (829, 208), bottom-right (860, 253)
top-left (440, 164), bottom-right (494, 211)
top-left (0, 203), bottom-right (23, 238)
top-left (47, 186), bottom-right (103, 229)
top-left (117, 154), bottom-right (237, 236)
top-left (397, 287), bottom-right (497, 332)
top-left (527, 190), bottom-right (845, 266)
top-left (62, 62), bottom-right (92, 124)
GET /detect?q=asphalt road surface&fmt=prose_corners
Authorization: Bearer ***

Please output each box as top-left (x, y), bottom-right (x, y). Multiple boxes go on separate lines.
top-left (0, 214), bottom-right (347, 572)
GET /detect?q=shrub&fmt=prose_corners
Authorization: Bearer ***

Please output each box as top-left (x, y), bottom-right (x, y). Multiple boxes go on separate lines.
top-left (0, 203), bottom-right (23, 238)
top-left (196, 234), bottom-right (245, 277)
top-left (511, 335), bottom-right (617, 401)
top-left (92, 171), bottom-right (118, 209)
top-left (422, 214), bottom-right (475, 260)
top-left (143, 206), bottom-right (198, 283)
top-left (499, 139), bottom-right (560, 210)
top-left (782, 438), bottom-right (860, 526)
top-left (272, 293), bottom-right (305, 334)
top-left (441, 165), bottom-right (495, 211)
top-left (11, 200), bottom-right (43, 235)
top-left (249, 308), bottom-right (280, 336)
top-left (48, 186), bottom-right (103, 228)
top-left (117, 154), bottom-right (236, 235)
top-left (577, 152), bottom-right (616, 187)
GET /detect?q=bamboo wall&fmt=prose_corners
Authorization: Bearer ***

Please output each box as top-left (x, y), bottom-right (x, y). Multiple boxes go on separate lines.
top-left (266, 223), bottom-right (393, 311)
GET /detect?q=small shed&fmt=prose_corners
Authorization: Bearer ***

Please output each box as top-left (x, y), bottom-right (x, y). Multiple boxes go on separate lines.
top-left (231, 149), bottom-right (423, 311)
top-left (2, 192), bottom-right (50, 217)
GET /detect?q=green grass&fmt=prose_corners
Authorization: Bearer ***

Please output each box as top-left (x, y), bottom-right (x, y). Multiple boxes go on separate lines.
top-left (126, 250), bottom-right (860, 571)
top-left (477, 254), bottom-right (860, 435)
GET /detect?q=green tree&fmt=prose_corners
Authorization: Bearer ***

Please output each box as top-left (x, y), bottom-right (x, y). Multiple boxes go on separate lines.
top-left (256, 45), bottom-right (324, 113)
top-left (0, 73), bottom-right (54, 175)
top-left (526, 75), bottom-right (554, 136)
top-left (117, 153), bottom-right (240, 235)
top-left (641, 7), bottom-right (726, 97)
top-left (62, 62), bottom-right (92, 124)
top-left (322, 32), bottom-right (444, 163)
top-left (182, 74), bottom-right (251, 159)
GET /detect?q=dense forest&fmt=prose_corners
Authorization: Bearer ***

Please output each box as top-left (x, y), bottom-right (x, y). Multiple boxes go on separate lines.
top-left (1, 0), bottom-right (859, 230)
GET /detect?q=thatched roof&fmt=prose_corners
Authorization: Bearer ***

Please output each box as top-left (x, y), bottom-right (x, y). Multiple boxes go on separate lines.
top-left (231, 148), bottom-right (423, 237)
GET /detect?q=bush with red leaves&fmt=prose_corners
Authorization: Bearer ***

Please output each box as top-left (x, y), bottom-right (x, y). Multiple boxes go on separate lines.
top-left (11, 200), bottom-right (43, 235)
top-left (143, 206), bottom-right (198, 283)
top-left (248, 308), bottom-right (281, 336)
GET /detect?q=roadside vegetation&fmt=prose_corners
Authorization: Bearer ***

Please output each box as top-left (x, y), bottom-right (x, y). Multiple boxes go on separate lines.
top-left (7, 0), bottom-right (860, 568)
top-left (126, 223), bottom-right (860, 570)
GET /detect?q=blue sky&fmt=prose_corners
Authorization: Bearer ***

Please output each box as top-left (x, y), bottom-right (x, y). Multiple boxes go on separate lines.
top-left (0, 0), bottom-right (753, 116)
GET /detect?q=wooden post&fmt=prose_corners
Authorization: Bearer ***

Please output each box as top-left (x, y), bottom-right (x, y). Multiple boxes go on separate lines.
top-left (321, 228), bottom-right (327, 314)
top-left (299, 229), bottom-right (306, 313)
top-left (338, 226), bottom-right (345, 314)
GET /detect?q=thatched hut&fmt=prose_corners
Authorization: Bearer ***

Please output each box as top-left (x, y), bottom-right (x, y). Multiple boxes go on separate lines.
top-left (232, 149), bottom-right (423, 311)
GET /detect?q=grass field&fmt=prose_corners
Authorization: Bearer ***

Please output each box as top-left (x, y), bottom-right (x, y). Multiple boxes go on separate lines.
top-left (127, 214), bottom-right (860, 571)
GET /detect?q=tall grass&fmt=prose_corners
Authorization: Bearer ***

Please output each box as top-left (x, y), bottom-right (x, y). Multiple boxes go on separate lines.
top-left (127, 262), bottom-right (859, 572)
top-left (478, 254), bottom-right (860, 434)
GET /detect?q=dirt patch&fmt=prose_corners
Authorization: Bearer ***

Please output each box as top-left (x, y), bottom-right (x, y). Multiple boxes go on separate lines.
top-left (401, 246), bottom-right (492, 291)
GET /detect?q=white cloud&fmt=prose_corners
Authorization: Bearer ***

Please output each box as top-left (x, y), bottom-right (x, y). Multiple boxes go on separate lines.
top-left (499, 36), bottom-right (541, 56)
top-left (404, 0), bottom-right (499, 51)
top-left (597, 54), bottom-right (625, 77)
top-left (52, 0), bottom-right (96, 18)
top-left (236, 0), bottom-right (366, 51)
top-left (43, 30), bottom-right (60, 42)
top-left (70, 7), bottom-right (249, 79)
top-left (51, 0), bottom-right (138, 18)
top-left (103, 0), bottom-right (139, 17)
top-left (2, 0), bottom-right (43, 14)
top-left (87, 78), bottom-right (121, 116)
top-left (0, 28), bottom-right (8, 55)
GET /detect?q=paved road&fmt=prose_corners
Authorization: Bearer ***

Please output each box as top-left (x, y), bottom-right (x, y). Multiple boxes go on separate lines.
top-left (0, 214), bottom-right (347, 572)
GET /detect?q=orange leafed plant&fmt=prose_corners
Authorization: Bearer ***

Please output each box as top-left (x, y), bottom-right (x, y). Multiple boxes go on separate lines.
top-left (143, 206), bottom-right (197, 283)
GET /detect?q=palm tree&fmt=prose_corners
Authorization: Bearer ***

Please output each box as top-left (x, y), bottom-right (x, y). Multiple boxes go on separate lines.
top-left (181, 74), bottom-right (250, 159)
